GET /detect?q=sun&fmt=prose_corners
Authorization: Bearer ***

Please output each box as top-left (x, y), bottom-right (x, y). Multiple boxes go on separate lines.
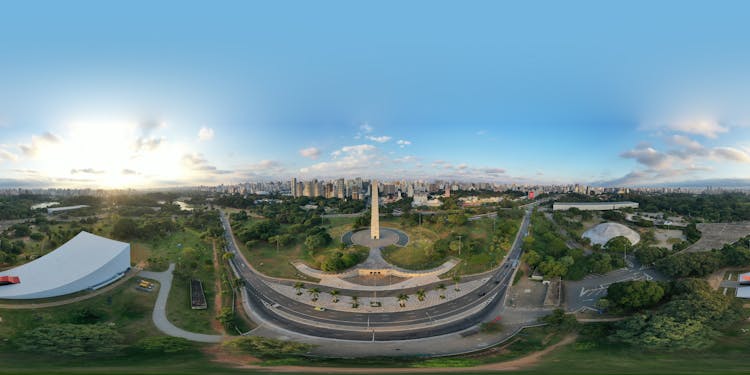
top-left (34, 121), bottom-right (188, 188)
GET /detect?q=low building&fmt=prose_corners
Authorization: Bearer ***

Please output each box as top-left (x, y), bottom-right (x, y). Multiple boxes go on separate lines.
top-left (47, 204), bottom-right (90, 214)
top-left (553, 201), bottom-right (639, 211)
top-left (0, 231), bottom-right (130, 299)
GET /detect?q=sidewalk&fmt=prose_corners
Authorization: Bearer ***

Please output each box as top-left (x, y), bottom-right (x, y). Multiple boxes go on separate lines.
top-left (265, 277), bottom-right (489, 313)
top-left (140, 264), bottom-right (223, 343)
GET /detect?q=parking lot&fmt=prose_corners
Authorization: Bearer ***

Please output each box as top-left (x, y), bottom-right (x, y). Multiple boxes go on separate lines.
top-left (564, 265), bottom-right (666, 312)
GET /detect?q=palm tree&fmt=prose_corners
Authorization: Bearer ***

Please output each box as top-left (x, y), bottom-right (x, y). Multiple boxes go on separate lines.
top-left (308, 287), bottom-right (320, 302)
top-left (416, 289), bottom-right (426, 302)
top-left (329, 289), bottom-right (340, 303)
top-left (397, 293), bottom-right (409, 307)
top-left (351, 295), bottom-right (359, 308)
top-left (437, 283), bottom-right (446, 299)
top-left (294, 282), bottom-right (305, 296)
top-left (453, 274), bottom-right (462, 292)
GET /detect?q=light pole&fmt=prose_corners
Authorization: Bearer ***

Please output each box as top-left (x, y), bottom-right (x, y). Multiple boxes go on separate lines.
top-left (457, 235), bottom-right (463, 256)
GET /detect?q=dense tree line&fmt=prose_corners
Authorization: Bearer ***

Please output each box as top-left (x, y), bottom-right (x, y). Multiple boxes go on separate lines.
top-left (655, 236), bottom-right (750, 278)
top-left (522, 211), bottom-right (625, 279)
top-left (624, 192), bottom-right (750, 222)
top-left (609, 279), bottom-right (743, 350)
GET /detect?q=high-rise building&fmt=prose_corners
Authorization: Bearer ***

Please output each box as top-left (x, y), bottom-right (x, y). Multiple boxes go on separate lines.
top-left (336, 178), bottom-right (345, 199)
top-left (291, 178), bottom-right (297, 197)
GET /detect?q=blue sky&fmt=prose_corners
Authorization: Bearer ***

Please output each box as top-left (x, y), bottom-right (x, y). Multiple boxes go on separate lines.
top-left (1, 1), bottom-right (750, 188)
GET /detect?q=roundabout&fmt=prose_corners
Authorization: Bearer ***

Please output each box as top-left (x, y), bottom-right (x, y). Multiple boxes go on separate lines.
top-left (217, 200), bottom-right (538, 343)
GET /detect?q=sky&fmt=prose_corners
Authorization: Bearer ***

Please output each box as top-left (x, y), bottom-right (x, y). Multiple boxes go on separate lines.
top-left (1, 1), bottom-right (750, 188)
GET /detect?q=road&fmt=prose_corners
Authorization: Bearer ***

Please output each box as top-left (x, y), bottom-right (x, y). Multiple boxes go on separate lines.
top-left (221, 203), bottom-right (535, 341)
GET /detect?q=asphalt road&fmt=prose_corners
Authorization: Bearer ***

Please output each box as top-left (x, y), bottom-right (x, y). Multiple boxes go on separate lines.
top-left (221, 204), bottom-right (535, 340)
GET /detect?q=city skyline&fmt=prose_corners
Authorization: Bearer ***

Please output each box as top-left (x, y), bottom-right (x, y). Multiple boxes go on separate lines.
top-left (2, 1), bottom-right (750, 189)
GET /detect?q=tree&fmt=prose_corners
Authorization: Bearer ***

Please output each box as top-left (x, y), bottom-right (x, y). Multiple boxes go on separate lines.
top-left (522, 250), bottom-right (542, 267)
top-left (416, 289), bottom-right (426, 302)
top-left (135, 336), bottom-right (193, 354)
top-left (351, 295), bottom-right (359, 308)
top-left (294, 282), bottom-right (305, 296)
top-left (216, 307), bottom-right (234, 326)
top-left (308, 287), bottom-right (320, 301)
top-left (437, 283), bottom-right (447, 299)
top-left (329, 289), bottom-right (340, 303)
top-left (607, 280), bottom-right (666, 310)
top-left (223, 336), bottom-right (313, 359)
top-left (605, 236), bottom-right (632, 254)
top-left (16, 324), bottom-right (124, 357)
top-left (613, 313), bottom-right (714, 351)
top-left (112, 217), bottom-right (138, 240)
top-left (397, 293), bottom-right (409, 307)
top-left (452, 274), bottom-right (462, 292)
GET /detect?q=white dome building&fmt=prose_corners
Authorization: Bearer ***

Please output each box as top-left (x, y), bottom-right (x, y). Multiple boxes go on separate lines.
top-left (582, 222), bottom-right (640, 246)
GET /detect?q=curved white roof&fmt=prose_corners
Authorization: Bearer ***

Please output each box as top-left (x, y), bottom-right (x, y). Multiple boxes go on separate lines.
top-left (0, 231), bottom-right (130, 299)
top-left (582, 222), bottom-right (640, 246)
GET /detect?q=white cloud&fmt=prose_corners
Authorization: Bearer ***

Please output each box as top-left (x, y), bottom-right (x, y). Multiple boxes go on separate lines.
top-left (668, 135), bottom-right (704, 151)
top-left (0, 148), bottom-right (18, 162)
top-left (359, 123), bottom-right (373, 133)
top-left (182, 153), bottom-right (232, 174)
top-left (133, 136), bottom-right (164, 152)
top-left (620, 144), bottom-right (671, 169)
top-left (19, 132), bottom-right (61, 157)
top-left (299, 147), bottom-right (321, 159)
top-left (483, 167), bottom-right (506, 174)
top-left (70, 168), bottom-right (105, 175)
top-left (198, 127), bottom-right (215, 141)
top-left (396, 139), bottom-right (412, 148)
top-left (302, 144), bottom-right (378, 175)
top-left (712, 147), bottom-right (750, 163)
top-left (366, 135), bottom-right (391, 143)
top-left (645, 118), bottom-right (729, 138)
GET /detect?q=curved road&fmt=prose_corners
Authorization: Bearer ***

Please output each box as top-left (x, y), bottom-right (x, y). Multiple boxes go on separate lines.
top-left (221, 203), bottom-right (535, 341)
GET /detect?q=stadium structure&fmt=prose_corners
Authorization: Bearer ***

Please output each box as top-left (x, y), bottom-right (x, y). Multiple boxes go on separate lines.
top-left (582, 222), bottom-right (641, 246)
top-left (0, 231), bottom-right (130, 299)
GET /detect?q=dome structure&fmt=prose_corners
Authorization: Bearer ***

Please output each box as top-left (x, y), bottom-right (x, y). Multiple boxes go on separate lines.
top-left (582, 222), bottom-right (640, 246)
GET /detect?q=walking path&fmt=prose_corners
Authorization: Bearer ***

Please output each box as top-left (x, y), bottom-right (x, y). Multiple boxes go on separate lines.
top-left (140, 264), bottom-right (223, 343)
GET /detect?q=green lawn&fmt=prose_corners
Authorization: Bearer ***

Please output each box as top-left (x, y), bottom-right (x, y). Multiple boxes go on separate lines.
top-left (0, 277), bottom-right (158, 346)
top-left (381, 226), bottom-right (442, 270)
top-left (381, 217), bottom-right (517, 275)
top-left (231, 216), bottom-right (364, 279)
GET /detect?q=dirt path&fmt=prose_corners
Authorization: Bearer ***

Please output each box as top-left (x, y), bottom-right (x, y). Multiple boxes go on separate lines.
top-left (210, 334), bottom-right (577, 373)
top-left (211, 239), bottom-right (226, 335)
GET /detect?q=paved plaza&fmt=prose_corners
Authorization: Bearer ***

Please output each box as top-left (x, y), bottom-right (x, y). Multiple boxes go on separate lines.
top-left (265, 277), bottom-right (490, 313)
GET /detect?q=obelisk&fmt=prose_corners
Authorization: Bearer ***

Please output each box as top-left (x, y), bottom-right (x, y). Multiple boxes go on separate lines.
top-left (370, 179), bottom-right (380, 239)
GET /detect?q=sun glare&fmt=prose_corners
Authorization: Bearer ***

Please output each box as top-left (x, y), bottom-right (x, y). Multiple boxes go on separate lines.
top-left (35, 121), bottom-right (187, 188)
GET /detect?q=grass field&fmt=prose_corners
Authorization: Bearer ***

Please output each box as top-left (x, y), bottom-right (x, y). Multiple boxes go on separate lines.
top-left (3, 320), bottom-right (750, 374)
top-left (231, 215), bottom-right (364, 279)
top-left (381, 217), bottom-right (516, 275)
top-left (0, 277), bottom-right (158, 346)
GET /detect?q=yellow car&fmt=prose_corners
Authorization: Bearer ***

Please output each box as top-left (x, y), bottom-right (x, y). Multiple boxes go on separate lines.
top-left (314, 306), bottom-right (326, 311)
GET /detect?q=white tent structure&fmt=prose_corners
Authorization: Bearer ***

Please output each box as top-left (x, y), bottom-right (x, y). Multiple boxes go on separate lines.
top-left (0, 231), bottom-right (130, 299)
top-left (582, 222), bottom-right (641, 246)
